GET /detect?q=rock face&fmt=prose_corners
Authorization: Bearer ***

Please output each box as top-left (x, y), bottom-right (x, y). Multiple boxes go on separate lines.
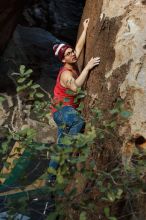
top-left (77, 0), bottom-right (146, 218)
top-left (79, 0), bottom-right (146, 144)
top-left (0, 93), bottom-right (57, 143)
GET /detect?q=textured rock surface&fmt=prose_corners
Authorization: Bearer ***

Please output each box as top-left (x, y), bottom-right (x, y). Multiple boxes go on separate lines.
top-left (0, 93), bottom-right (57, 143)
top-left (77, 0), bottom-right (146, 218)
top-left (79, 0), bottom-right (146, 141)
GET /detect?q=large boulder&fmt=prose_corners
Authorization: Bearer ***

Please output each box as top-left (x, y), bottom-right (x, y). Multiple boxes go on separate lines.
top-left (77, 0), bottom-right (146, 218)
top-left (79, 0), bottom-right (146, 141)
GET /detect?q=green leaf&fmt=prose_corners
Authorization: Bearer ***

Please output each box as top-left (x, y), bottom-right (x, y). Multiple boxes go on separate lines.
top-left (46, 212), bottom-right (58, 220)
top-left (1, 142), bottom-right (9, 153)
top-left (0, 96), bottom-right (5, 104)
top-left (76, 87), bottom-right (82, 93)
top-left (104, 206), bottom-right (117, 219)
top-left (109, 108), bottom-right (119, 115)
top-left (76, 93), bottom-right (86, 99)
top-left (68, 187), bottom-right (77, 197)
top-left (109, 121), bottom-right (116, 128)
top-left (35, 144), bottom-right (49, 151)
top-left (109, 217), bottom-right (117, 220)
top-left (26, 80), bottom-right (33, 87)
top-left (99, 186), bottom-right (106, 193)
top-left (26, 128), bottom-right (36, 136)
top-left (61, 136), bottom-right (72, 145)
top-left (107, 191), bottom-right (116, 202)
top-left (92, 108), bottom-right (102, 118)
top-left (19, 65), bottom-right (25, 74)
top-left (47, 167), bottom-right (57, 175)
top-left (4, 161), bottom-right (11, 169)
top-left (31, 84), bottom-right (40, 89)
top-left (17, 77), bottom-right (26, 83)
top-left (17, 85), bottom-right (27, 92)
top-left (74, 97), bottom-right (78, 103)
top-left (116, 188), bottom-right (123, 199)
top-left (104, 207), bottom-right (110, 218)
top-left (77, 102), bottom-right (84, 111)
top-left (29, 91), bottom-right (35, 99)
top-left (80, 211), bottom-right (87, 220)
top-left (90, 160), bottom-right (96, 169)
top-left (35, 93), bottom-right (44, 98)
top-left (23, 69), bottom-right (33, 76)
top-left (57, 174), bottom-right (64, 184)
top-left (66, 90), bottom-right (75, 95)
top-left (87, 203), bottom-right (97, 210)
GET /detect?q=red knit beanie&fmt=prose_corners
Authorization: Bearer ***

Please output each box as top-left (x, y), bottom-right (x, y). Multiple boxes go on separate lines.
top-left (53, 43), bottom-right (72, 61)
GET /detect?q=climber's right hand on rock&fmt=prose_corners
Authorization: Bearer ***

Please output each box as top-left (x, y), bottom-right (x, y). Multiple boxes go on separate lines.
top-left (86, 57), bottom-right (100, 71)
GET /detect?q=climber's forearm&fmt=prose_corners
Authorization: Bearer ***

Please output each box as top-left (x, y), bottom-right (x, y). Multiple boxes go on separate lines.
top-left (75, 28), bottom-right (87, 56)
top-left (75, 28), bottom-right (87, 58)
top-left (75, 66), bottom-right (89, 87)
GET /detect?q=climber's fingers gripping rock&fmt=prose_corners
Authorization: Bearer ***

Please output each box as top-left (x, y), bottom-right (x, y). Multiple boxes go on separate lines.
top-left (86, 57), bottom-right (100, 71)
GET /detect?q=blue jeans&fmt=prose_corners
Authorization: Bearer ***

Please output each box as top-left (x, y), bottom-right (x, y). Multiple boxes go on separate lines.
top-left (48, 106), bottom-right (85, 180)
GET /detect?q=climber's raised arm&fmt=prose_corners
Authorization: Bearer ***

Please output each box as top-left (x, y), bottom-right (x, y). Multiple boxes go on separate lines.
top-left (75, 18), bottom-right (90, 59)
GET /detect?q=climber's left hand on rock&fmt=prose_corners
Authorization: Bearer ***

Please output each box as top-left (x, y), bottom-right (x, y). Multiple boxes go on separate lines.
top-left (83, 18), bottom-right (90, 30)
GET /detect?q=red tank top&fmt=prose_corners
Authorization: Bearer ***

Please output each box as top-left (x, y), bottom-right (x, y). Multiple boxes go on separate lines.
top-left (51, 66), bottom-right (80, 113)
